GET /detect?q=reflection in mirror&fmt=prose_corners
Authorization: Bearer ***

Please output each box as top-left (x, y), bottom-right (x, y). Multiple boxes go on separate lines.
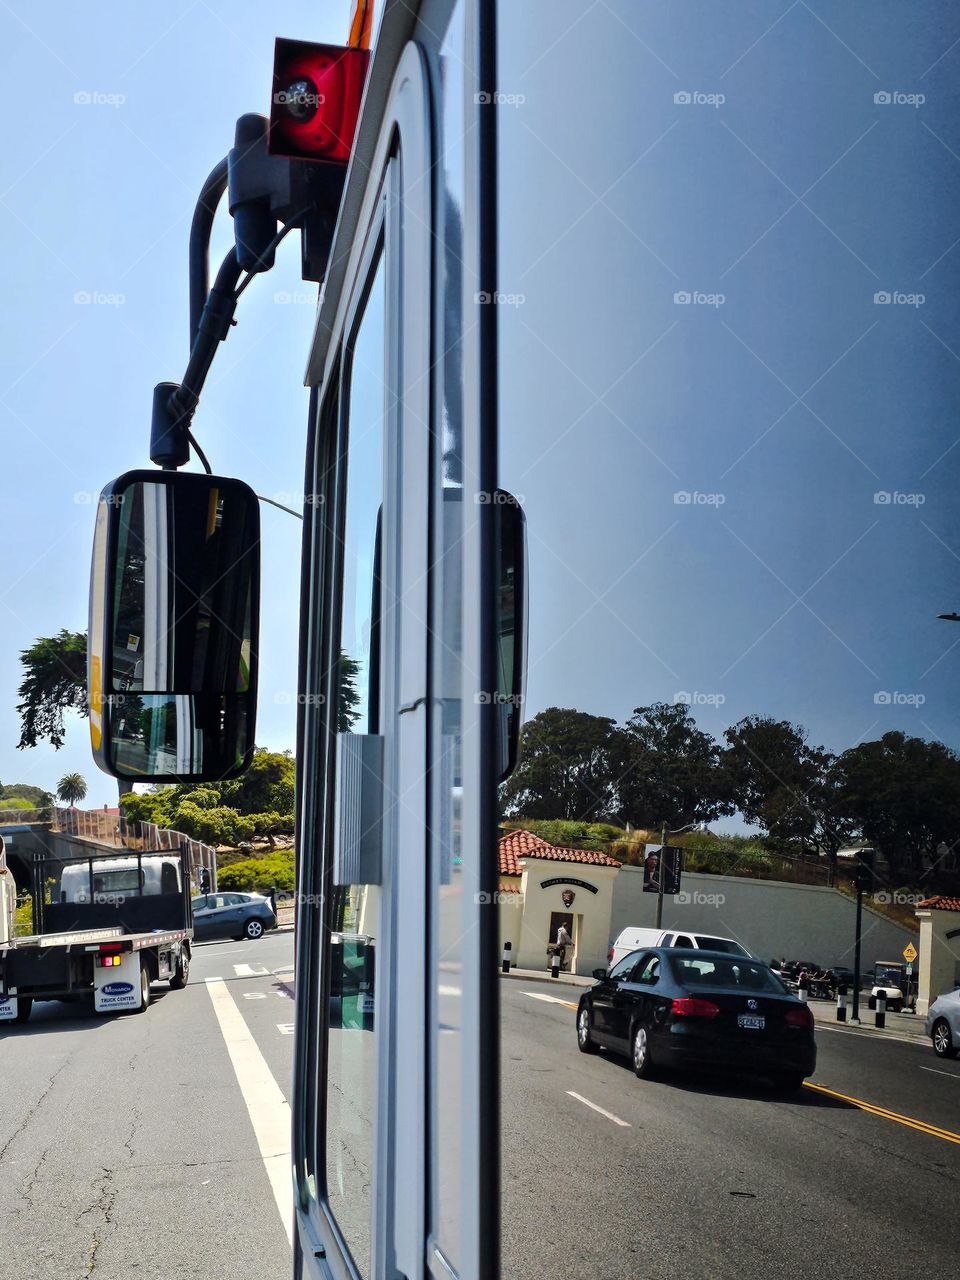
top-left (88, 470), bottom-right (259, 782)
top-left (495, 490), bottom-right (527, 780)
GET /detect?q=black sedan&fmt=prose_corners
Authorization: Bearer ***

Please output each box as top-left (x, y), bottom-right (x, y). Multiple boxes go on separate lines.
top-left (577, 947), bottom-right (816, 1092)
top-left (191, 892), bottom-right (277, 942)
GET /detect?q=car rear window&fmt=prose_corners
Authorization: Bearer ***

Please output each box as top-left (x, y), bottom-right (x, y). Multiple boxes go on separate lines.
top-left (669, 955), bottom-right (785, 993)
top-left (693, 936), bottom-right (748, 956)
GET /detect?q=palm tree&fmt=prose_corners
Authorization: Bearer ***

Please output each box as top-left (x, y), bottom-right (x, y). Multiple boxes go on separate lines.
top-left (56, 773), bottom-right (87, 808)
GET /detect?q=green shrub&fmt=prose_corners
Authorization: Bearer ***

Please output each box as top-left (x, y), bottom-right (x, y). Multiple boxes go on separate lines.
top-left (217, 850), bottom-right (296, 894)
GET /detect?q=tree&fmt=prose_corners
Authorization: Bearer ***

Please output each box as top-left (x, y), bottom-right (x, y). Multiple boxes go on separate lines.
top-left (500, 707), bottom-right (619, 820)
top-left (16, 630), bottom-right (88, 750)
top-left (833, 732), bottom-right (960, 881)
top-left (56, 773), bottom-right (87, 807)
top-left (612, 702), bottom-right (727, 828)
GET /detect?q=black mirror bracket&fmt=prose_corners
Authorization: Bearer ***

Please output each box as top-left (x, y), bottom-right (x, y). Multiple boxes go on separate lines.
top-left (150, 111), bottom-right (347, 471)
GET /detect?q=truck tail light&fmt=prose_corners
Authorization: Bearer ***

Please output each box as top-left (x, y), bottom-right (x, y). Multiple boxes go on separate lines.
top-left (269, 39), bottom-right (369, 163)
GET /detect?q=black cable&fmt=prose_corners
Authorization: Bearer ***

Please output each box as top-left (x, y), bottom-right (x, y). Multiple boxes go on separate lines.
top-left (187, 430), bottom-right (212, 475)
top-left (233, 215), bottom-right (306, 300)
top-left (189, 156), bottom-right (229, 350)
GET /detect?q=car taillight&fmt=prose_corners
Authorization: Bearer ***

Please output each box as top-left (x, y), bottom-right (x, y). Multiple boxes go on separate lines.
top-left (608, 945), bottom-right (614, 965)
top-left (671, 997), bottom-right (720, 1018)
top-left (785, 1005), bottom-right (814, 1030)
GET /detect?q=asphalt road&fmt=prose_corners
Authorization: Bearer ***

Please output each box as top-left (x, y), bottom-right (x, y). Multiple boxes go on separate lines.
top-left (500, 978), bottom-right (960, 1280)
top-left (0, 931), bottom-right (296, 1280)
top-left (3, 941), bottom-right (958, 1280)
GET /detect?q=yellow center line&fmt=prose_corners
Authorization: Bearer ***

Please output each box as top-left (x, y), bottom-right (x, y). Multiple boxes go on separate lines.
top-left (804, 1081), bottom-right (960, 1146)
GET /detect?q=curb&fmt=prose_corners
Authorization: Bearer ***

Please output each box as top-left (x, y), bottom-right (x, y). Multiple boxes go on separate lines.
top-left (498, 969), bottom-right (592, 990)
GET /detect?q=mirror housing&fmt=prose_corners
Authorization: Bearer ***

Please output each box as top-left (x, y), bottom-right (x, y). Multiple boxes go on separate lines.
top-left (494, 491), bottom-right (527, 781)
top-left (88, 469), bottom-right (260, 782)
top-left (592, 967), bottom-right (608, 981)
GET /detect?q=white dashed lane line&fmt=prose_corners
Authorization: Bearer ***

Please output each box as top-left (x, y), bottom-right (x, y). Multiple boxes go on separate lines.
top-left (566, 1091), bottom-right (631, 1128)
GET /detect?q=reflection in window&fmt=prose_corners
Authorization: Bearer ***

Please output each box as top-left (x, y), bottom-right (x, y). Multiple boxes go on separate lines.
top-left (323, 251), bottom-right (385, 1278)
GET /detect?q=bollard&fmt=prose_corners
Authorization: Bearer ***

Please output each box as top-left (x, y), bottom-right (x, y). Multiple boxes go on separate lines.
top-left (502, 941), bottom-right (512, 975)
top-left (836, 984), bottom-right (847, 1023)
top-left (875, 989), bottom-right (886, 1029)
top-left (798, 982), bottom-right (808, 1003)
top-left (550, 951), bottom-right (560, 979)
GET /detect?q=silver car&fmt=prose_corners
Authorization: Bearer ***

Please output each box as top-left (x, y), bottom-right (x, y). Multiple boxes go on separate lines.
top-left (925, 989), bottom-right (960, 1058)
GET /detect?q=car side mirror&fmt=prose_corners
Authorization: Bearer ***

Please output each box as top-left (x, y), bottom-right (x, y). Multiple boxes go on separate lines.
top-left (88, 469), bottom-right (260, 781)
top-left (592, 967), bottom-right (608, 981)
top-left (494, 491), bottom-right (527, 781)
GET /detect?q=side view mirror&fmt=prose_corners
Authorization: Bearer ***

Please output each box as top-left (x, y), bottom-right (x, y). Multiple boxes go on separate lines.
top-left (88, 469), bottom-right (260, 781)
top-left (592, 967), bottom-right (608, 981)
top-left (494, 491), bottom-right (527, 781)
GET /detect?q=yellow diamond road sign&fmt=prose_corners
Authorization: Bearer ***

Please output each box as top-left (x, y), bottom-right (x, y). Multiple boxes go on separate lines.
top-left (903, 942), bottom-right (918, 963)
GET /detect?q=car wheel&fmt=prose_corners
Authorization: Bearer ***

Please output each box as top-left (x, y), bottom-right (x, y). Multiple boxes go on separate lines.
top-left (577, 1005), bottom-right (598, 1054)
top-left (245, 919), bottom-right (265, 940)
top-left (773, 1072), bottom-right (806, 1094)
top-left (169, 949), bottom-right (189, 990)
top-left (932, 1018), bottom-right (958, 1059)
top-left (631, 1021), bottom-right (655, 1079)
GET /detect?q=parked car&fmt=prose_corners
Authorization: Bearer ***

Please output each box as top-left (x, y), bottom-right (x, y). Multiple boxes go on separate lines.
top-left (925, 989), bottom-right (960, 1058)
top-left (191, 892), bottom-right (277, 941)
top-left (577, 947), bottom-right (816, 1092)
top-left (608, 927), bottom-right (751, 970)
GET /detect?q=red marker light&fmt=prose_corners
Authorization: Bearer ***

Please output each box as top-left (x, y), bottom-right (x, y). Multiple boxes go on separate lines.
top-left (269, 39), bottom-right (369, 163)
top-left (785, 1004), bottom-right (814, 1030)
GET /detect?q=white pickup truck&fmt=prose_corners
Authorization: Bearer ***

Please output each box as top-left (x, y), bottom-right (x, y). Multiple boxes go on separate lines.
top-left (0, 847), bottom-right (193, 1024)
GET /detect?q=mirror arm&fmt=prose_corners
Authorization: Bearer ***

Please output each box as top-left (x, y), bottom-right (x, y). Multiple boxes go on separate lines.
top-left (151, 252), bottom-right (243, 469)
top-left (188, 155), bottom-right (229, 351)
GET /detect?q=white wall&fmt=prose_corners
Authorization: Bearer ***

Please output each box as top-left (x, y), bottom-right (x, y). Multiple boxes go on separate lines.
top-left (610, 865), bottom-right (916, 971)
top-left (498, 861), bottom-right (618, 976)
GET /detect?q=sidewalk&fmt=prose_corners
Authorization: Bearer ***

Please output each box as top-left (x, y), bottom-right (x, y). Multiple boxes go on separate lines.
top-left (806, 998), bottom-right (928, 1044)
top-left (499, 965), bottom-right (593, 989)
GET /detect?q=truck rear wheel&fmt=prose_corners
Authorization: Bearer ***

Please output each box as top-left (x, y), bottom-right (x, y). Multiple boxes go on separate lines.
top-left (169, 948), bottom-right (189, 990)
top-left (133, 962), bottom-right (150, 1014)
top-left (14, 997), bottom-right (33, 1025)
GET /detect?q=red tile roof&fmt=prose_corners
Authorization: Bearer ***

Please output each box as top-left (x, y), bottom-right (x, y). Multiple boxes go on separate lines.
top-left (918, 896), bottom-right (960, 912)
top-left (498, 829), bottom-right (621, 875)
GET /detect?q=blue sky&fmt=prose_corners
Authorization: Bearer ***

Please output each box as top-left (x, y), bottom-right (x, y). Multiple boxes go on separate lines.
top-left (0, 2), bottom-right (343, 806)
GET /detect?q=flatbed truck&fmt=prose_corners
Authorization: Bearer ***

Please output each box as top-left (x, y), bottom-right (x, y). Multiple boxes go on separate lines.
top-left (0, 845), bottom-right (193, 1023)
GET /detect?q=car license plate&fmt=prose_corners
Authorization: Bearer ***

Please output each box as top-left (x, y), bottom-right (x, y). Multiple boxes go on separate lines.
top-left (737, 1014), bottom-right (765, 1030)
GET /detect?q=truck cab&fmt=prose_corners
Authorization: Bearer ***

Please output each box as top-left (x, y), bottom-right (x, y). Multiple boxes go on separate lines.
top-left (59, 855), bottom-right (182, 905)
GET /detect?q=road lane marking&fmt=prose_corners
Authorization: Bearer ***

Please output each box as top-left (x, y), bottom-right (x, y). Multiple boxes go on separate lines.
top-left (234, 963), bottom-right (268, 977)
top-left (438, 985), bottom-right (462, 997)
top-left (815, 1023), bottom-right (923, 1047)
top-left (804, 1081), bottom-right (960, 1146)
top-left (523, 991), bottom-right (578, 1010)
top-left (243, 992), bottom-right (268, 1000)
top-left (206, 978), bottom-right (293, 1245)
top-left (277, 1023), bottom-right (295, 1035)
top-left (919, 1065), bottom-right (960, 1080)
top-left (566, 1091), bottom-right (631, 1128)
